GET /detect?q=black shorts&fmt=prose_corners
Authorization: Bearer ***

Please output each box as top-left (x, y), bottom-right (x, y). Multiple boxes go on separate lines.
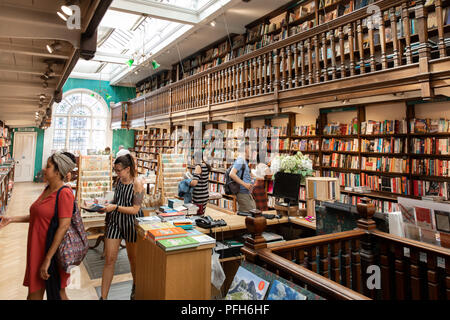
top-left (105, 211), bottom-right (142, 243)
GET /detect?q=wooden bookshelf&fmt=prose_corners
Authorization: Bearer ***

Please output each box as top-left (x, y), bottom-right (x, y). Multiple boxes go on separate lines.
top-left (134, 127), bottom-right (176, 176)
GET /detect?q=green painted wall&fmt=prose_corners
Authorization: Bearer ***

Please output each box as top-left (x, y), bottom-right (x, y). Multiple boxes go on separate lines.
top-left (62, 78), bottom-right (137, 155)
top-left (112, 129), bottom-right (135, 156)
top-left (11, 127), bottom-right (44, 182)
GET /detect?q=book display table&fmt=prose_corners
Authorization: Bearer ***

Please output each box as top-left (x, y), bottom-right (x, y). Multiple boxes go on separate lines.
top-left (135, 224), bottom-right (214, 300)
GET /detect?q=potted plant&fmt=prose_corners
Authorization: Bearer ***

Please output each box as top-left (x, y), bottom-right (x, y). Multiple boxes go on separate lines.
top-left (270, 151), bottom-right (314, 185)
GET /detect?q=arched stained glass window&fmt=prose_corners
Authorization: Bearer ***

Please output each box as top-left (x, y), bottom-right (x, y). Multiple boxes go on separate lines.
top-left (52, 90), bottom-right (109, 154)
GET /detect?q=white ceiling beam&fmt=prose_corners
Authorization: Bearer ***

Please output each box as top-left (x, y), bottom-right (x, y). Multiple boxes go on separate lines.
top-left (0, 64), bottom-right (62, 77)
top-left (110, 0), bottom-right (199, 25)
top-left (91, 51), bottom-right (133, 64)
top-left (0, 43), bottom-right (71, 60)
top-left (0, 4), bottom-right (81, 47)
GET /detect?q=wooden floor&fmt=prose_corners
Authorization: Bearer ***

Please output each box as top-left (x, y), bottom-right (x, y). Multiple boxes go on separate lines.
top-left (0, 182), bottom-right (133, 300)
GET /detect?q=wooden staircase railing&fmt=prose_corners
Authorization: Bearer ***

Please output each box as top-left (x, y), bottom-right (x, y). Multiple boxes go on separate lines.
top-left (241, 198), bottom-right (450, 300)
top-left (127, 0), bottom-right (449, 121)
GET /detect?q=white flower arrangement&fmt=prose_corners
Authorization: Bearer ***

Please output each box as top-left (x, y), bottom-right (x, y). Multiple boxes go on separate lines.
top-left (270, 151), bottom-right (314, 178)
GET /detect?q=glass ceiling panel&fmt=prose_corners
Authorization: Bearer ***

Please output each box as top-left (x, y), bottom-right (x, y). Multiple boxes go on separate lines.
top-left (146, 0), bottom-right (198, 10)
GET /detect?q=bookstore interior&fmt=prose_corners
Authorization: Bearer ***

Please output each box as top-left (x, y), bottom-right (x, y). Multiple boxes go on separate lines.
top-left (0, 0), bottom-right (450, 302)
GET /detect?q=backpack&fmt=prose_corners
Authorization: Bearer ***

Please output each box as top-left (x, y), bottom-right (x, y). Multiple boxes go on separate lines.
top-left (53, 186), bottom-right (89, 273)
top-left (224, 164), bottom-right (245, 195)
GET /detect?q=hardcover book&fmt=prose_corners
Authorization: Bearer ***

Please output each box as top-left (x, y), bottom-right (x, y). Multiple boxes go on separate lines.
top-left (414, 207), bottom-right (433, 229)
top-left (157, 236), bottom-right (199, 251)
top-left (225, 266), bottom-right (270, 300)
top-left (146, 227), bottom-right (188, 240)
top-left (266, 280), bottom-right (307, 300)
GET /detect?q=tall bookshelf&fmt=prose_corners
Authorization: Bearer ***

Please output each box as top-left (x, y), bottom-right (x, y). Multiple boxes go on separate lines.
top-left (135, 127), bottom-right (175, 176)
top-left (0, 121), bottom-right (13, 216)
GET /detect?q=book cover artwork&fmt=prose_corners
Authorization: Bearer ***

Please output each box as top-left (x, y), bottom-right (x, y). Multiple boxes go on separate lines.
top-left (266, 280), bottom-right (307, 300)
top-left (225, 266), bottom-right (270, 300)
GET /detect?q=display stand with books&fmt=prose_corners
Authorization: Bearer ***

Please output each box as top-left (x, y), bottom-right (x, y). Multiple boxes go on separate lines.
top-left (155, 153), bottom-right (186, 205)
top-left (306, 177), bottom-right (340, 217)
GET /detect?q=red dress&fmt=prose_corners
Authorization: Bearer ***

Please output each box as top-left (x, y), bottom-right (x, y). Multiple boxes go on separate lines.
top-left (23, 187), bottom-right (74, 293)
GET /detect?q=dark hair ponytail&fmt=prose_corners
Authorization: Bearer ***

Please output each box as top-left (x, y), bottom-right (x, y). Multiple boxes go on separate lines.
top-left (114, 153), bottom-right (136, 178)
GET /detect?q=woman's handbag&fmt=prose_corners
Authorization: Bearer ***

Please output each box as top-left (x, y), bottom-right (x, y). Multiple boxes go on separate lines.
top-left (54, 186), bottom-right (89, 272)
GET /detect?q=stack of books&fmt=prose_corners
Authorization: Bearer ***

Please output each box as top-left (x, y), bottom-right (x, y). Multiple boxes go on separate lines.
top-left (140, 219), bottom-right (216, 252)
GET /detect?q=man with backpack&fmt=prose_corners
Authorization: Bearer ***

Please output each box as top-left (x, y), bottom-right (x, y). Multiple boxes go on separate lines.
top-left (229, 142), bottom-right (256, 212)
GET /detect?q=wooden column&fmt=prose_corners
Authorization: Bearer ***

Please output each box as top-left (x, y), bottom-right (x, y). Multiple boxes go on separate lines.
top-left (268, 53), bottom-right (273, 92)
top-left (390, 7), bottom-right (400, 67)
top-left (409, 248), bottom-right (422, 300)
top-left (314, 35), bottom-right (320, 83)
top-left (299, 41), bottom-right (305, 86)
top-left (368, 19), bottom-right (376, 72)
top-left (330, 32), bottom-right (337, 80)
top-left (288, 45), bottom-right (293, 88)
top-left (379, 14), bottom-right (388, 70)
top-left (339, 27), bottom-right (346, 78)
top-left (356, 198), bottom-right (377, 299)
top-left (307, 38), bottom-right (313, 84)
top-left (280, 48), bottom-right (286, 90)
top-left (357, 21), bottom-right (365, 74)
top-left (319, 245), bottom-right (329, 278)
top-left (257, 56), bottom-right (263, 94)
top-left (415, 0), bottom-right (433, 98)
top-left (351, 238), bottom-right (362, 293)
top-left (274, 49), bottom-right (281, 91)
top-left (402, 2), bottom-right (412, 64)
top-left (435, 0), bottom-right (446, 57)
top-left (263, 54), bottom-right (268, 93)
top-left (231, 66), bottom-right (235, 101)
top-left (293, 43), bottom-right (299, 87)
top-left (244, 61), bottom-right (249, 97)
top-left (322, 33), bottom-right (328, 82)
top-left (348, 24), bottom-right (356, 76)
top-left (207, 73), bottom-right (212, 106)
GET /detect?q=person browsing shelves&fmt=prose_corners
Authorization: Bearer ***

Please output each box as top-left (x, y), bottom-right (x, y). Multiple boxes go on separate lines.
top-left (98, 154), bottom-right (144, 300)
top-left (229, 142), bottom-right (256, 212)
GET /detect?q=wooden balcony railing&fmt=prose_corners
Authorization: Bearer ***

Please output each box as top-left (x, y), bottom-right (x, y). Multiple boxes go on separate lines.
top-left (241, 199), bottom-right (450, 300)
top-left (127, 0), bottom-right (449, 123)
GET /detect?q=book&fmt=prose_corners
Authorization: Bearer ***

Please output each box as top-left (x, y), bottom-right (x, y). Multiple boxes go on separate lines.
top-left (225, 266), bottom-right (270, 300)
top-left (190, 234), bottom-right (216, 245)
top-left (414, 207), bottom-right (433, 229)
top-left (81, 204), bottom-right (105, 212)
top-left (146, 227), bottom-right (188, 241)
top-left (266, 280), bottom-right (307, 300)
top-left (434, 210), bottom-right (450, 233)
top-left (157, 236), bottom-right (199, 251)
top-left (140, 221), bottom-right (174, 231)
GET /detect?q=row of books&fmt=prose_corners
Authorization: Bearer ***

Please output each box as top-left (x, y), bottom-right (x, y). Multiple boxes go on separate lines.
top-left (209, 172), bottom-right (226, 183)
top-left (412, 180), bottom-right (449, 199)
top-left (340, 194), bottom-right (400, 213)
top-left (410, 118), bottom-right (450, 133)
top-left (411, 159), bottom-right (449, 177)
top-left (361, 173), bottom-right (410, 195)
top-left (361, 120), bottom-right (408, 135)
top-left (410, 138), bottom-right (449, 155)
top-left (209, 198), bottom-right (235, 211)
top-left (209, 182), bottom-right (225, 194)
top-left (322, 154), bottom-right (360, 169)
top-left (293, 125), bottom-right (316, 136)
top-left (361, 138), bottom-right (406, 153)
top-left (322, 138), bottom-right (359, 151)
top-left (290, 139), bottom-right (320, 151)
top-left (307, 178), bottom-right (339, 200)
top-left (323, 170), bottom-right (361, 187)
top-left (361, 156), bottom-right (410, 173)
top-left (323, 119), bottom-right (358, 135)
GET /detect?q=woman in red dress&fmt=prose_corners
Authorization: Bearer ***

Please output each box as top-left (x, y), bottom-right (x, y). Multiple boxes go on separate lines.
top-left (0, 152), bottom-right (76, 300)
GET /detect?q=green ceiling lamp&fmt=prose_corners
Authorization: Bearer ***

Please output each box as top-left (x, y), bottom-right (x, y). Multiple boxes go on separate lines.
top-left (127, 58), bottom-right (134, 67)
top-left (152, 60), bottom-right (160, 70)
top-left (105, 93), bottom-right (112, 100)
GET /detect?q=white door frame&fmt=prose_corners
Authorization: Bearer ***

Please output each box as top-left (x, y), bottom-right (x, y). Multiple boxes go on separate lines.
top-left (13, 131), bottom-right (37, 182)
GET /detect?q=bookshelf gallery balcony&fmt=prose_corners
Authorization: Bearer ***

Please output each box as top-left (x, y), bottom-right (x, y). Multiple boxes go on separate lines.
top-left (127, 0), bottom-right (450, 123)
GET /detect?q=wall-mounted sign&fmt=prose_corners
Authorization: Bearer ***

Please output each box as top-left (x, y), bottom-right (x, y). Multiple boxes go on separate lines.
top-left (15, 127), bottom-right (36, 132)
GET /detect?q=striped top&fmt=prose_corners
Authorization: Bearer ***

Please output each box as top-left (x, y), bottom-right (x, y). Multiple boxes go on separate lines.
top-left (112, 179), bottom-right (143, 217)
top-left (192, 163), bottom-right (210, 206)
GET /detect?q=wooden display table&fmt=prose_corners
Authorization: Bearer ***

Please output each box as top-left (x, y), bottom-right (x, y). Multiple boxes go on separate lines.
top-left (135, 225), bottom-right (214, 300)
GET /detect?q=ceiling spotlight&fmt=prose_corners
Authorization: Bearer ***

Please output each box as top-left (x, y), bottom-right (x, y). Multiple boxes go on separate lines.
top-left (43, 81), bottom-right (49, 89)
top-left (298, 105), bottom-right (304, 110)
top-left (39, 94), bottom-right (46, 100)
top-left (210, 20), bottom-right (216, 27)
top-left (57, 11), bottom-right (68, 21)
top-left (46, 41), bottom-right (62, 54)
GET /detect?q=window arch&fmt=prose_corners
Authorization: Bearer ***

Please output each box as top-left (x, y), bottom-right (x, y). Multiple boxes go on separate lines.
top-left (52, 89), bottom-right (109, 154)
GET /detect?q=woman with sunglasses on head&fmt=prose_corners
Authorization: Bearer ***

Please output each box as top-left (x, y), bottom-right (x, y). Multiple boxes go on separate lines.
top-left (98, 153), bottom-right (144, 300)
top-left (0, 151), bottom-right (76, 300)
